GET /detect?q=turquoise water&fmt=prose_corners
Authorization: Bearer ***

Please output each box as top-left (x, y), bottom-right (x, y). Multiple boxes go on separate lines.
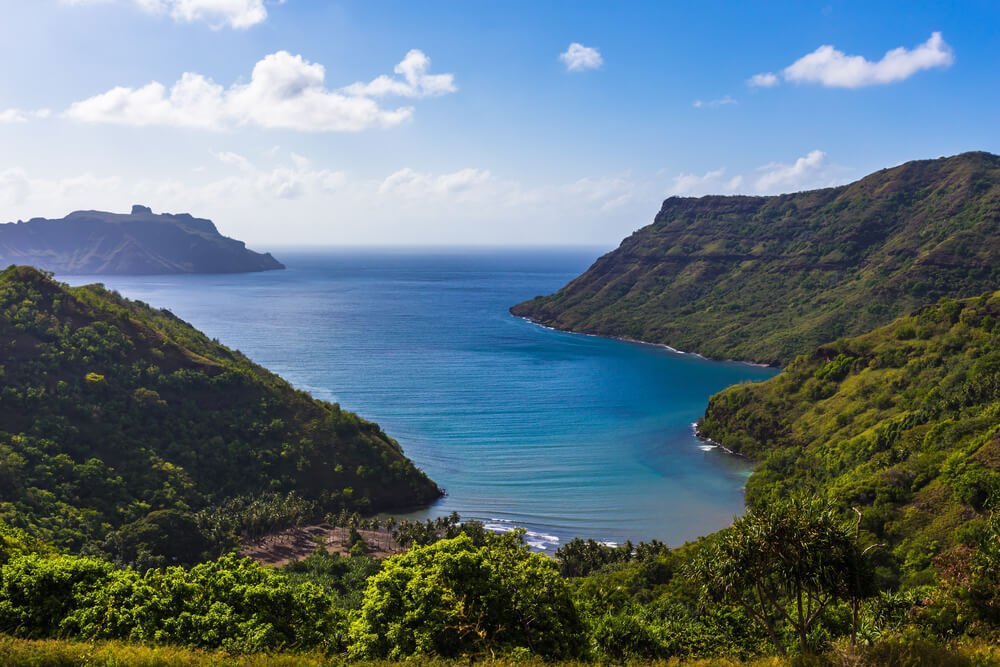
top-left (66, 249), bottom-right (777, 551)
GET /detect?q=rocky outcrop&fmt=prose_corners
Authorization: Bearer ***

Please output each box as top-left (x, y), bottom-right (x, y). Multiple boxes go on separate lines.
top-left (0, 205), bottom-right (284, 275)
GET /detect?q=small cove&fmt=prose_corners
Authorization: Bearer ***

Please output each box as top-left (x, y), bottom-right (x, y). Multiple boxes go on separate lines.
top-left (66, 248), bottom-right (778, 551)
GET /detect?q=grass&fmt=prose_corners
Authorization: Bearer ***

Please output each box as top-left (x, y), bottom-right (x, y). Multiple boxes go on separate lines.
top-left (2, 637), bottom-right (999, 667)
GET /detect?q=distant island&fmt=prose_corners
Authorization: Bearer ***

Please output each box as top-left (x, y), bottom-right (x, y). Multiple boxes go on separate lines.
top-left (512, 151), bottom-right (1000, 365)
top-left (0, 205), bottom-right (284, 275)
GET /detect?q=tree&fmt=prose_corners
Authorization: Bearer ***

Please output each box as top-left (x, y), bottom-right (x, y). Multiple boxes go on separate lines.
top-left (349, 531), bottom-right (584, 660)
top-left (691, 497), bottom-right (871, 655)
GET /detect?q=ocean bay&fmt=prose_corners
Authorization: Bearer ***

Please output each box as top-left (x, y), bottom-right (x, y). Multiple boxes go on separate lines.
top-left (66, 248), bottom-right (777, 551)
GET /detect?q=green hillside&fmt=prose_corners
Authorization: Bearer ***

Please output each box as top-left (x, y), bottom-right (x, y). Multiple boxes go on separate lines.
top-left (512, 152), bottom-right (1000, 365)
top-left (0, 266), bottom-right (440, 553)
top-left (699, 291), bottom-right (1000, 584)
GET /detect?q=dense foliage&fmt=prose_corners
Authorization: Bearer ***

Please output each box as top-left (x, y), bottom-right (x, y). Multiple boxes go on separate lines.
top-left (350, 532), bottom-right (584, 660)
top-left (700, 291), bottom-right (1000, 591)
top-left (1, 505), bottom-right (998, 663)
top-left (0, 266), bottom-right (440, 554)
top-left (512, 151), bottom-right (1000, 364)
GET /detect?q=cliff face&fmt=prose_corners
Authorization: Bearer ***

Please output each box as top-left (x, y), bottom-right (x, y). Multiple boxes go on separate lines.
top-left (512, 152), bottom-right (1000, 365)
top-left (0, 205), bottom-right (284, 275)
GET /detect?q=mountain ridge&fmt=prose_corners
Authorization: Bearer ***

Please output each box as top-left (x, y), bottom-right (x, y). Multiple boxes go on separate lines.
top-left (0, 265), bottom-right (440, 553)
top-left (512, 151), bottom-right (1000, 365)
top-left (0, 205), bottom-right (284, 275)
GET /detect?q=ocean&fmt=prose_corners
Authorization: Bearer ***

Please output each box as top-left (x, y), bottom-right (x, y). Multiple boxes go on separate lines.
top-left (65, 248), bottom-right (777, 552)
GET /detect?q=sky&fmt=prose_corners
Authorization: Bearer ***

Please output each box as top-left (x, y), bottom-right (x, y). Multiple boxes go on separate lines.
top-left (0, 0), bottom-right (997, 246)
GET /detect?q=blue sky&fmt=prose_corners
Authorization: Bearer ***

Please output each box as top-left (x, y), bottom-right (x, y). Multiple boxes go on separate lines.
top-left (1, 0), bottom-right (997, 245)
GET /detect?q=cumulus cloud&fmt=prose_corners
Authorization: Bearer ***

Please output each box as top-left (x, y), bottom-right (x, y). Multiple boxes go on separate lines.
top-left (747, 72), bottom-right (779, 88)
top-left (63, 0), bottom-right (274, 29)
top-left (753, 150), bottom-right (827, 192)
top-left (750, 32), bottom-right (953, 89)
top-left (63, 50), bottom-right (454, 132)
top-left (783, 32), bottom-right (953, 87)
top-left (379, 167), bottom-right (493, 199)
top-left (667, 169), bottom-right (743, 196)
top-left (692, 95), bottom-right (736, 109)
top-left (342, 50), bottom-right (457, 98)
top-left (559, 43), bottom-right (603, 72)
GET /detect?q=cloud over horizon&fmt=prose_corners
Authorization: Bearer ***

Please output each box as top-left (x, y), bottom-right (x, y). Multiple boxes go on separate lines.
top-left (60, 50), bottom-right (455, 132)
top-left (664, 150), bottom-right (841, 197)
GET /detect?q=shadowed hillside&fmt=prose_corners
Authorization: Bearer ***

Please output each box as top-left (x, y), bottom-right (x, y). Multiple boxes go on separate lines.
top-left (0, 266), bottom-right (440, 552)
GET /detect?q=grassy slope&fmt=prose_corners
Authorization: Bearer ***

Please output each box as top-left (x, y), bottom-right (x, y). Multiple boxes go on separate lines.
top-left (512, 152), bottom-right (1000, 365)
top-left (699, 291), bottom-right (1000, 583)
top-left (0, 266), bottom-right (440, 549)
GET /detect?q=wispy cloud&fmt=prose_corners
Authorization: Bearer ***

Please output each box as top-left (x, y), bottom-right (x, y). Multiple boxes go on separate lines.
top-left (62, 0), bottom-right (277, 30)
top-left (559, 43), bottom-right (603, 72)
top-left (663, 150), bottom-right (843, 197)
top-left (62, 50), bottom-right (455, 132)
top-left (754, 150), bottom-right (828, 191)
top-left (750, 32), bottom-right (954, 89)
top-left (341, 50), bottom-right (456, 98)
top-left (692, 95), bottom-right (736, 109)
top-left (747, 72), bottom-right (779, 88)
top-left (667, 169), bottom-right (743, 196)
top-left (0, 108), bottom-right (51, 123)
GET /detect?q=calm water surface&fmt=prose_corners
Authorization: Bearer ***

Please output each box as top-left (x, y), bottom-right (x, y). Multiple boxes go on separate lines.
top-left (66, 249), bottom-right (777, 551)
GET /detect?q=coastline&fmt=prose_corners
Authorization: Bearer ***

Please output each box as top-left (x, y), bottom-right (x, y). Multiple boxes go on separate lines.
top-left (690, 422), bottom-right (747, 458)
top-left (511, 312), bottom-right (779, 369)
top-left (512, 311), bottom-right (761, 462)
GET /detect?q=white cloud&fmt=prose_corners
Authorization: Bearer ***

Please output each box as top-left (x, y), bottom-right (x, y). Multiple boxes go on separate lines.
top-left (784, 32), bottom-right (953, 88)
top-left (0, 110), bottom-right (30, 124)
top-left (0, 152), bottom-right (849, 245)
top-left (63, 0), bottom-right (274, 29)
top-left (379, 167), bottom-right (493, 200)
top-left (751, 32), bottom-right (954, 89)
top-left (343, 50), bottom-right (457, 98)
top-left (214, 151), bottom-right (253, 171)
top-left (63, 50), bottom-right (454, 132)
top-left (692, 95), bottom-right (736, 109)
top-left (747, 72), bottom-right (779, 88)
top-left (0, 108), bottom-right (52, 123)
top-left (753, 150), bottom-right (827, 192)
top-left (667, 169), bottom-right (743, 196)
top-left (0, 167), bottom-right (120, 207)
top-left (559, 43), bottom-right (603, 72)
top-left (0, 168), bottom-right (31, 204)
top-left (661, 150), bottom-right (846, 197)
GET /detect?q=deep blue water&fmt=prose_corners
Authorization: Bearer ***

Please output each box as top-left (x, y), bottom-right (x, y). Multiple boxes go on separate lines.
top-left (65, 249), bottom-right (777, 551)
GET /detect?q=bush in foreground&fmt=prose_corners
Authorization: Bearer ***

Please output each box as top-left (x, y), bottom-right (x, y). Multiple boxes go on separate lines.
top-left (349, 531), bottom-right (584, 660)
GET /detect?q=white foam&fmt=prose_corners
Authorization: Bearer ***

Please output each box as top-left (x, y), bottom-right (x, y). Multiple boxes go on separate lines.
top-left (483, 519), bottom-right (560, 551)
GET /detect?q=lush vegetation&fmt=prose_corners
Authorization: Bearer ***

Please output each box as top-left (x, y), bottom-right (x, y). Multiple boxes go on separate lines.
top-left (512, 151), bottom-right (1000, 364)
top-left (2, 506), bottom-right (998, 664)
top-left (0, 266), bottom-right (440, 555)
top-left (701, 290), bottom-right (1000, 597)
